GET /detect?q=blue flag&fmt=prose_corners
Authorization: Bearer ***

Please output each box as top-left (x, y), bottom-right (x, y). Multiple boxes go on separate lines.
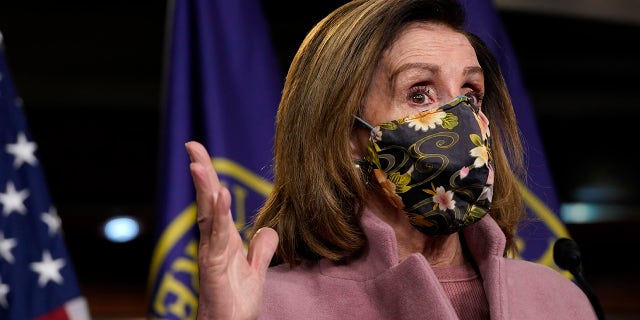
top-left (460, 0), bottom-right (570, 266)
top-left (147, 0), bottom-right (282, 318)
top-left (0, 33), bottom-right (91, 319)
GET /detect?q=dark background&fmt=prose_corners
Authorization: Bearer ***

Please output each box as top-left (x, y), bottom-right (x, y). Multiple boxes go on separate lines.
top-left (1, 0), bottom-right (639, 318)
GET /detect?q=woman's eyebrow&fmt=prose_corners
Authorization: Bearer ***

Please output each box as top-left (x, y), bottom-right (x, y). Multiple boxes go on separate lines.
top-left (388, 62), bottom-right (439, 88)
top-left (463, 66), bottom-right (483, 76)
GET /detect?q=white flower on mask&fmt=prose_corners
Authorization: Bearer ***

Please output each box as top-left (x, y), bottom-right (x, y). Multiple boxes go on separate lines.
top-left (371, 127), bottom-right (383, 141)
top-left (425, 186), bottom-right (456, 211)
top-left (407, 110), bottom-right (447, 131)
top-left (470, 145), bottom-right (489, 168)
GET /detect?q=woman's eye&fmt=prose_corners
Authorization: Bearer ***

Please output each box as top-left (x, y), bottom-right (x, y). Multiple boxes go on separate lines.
top-left (408, 87), bottom-right (432, 105)
top-left (411, 93), bottom-right (427, 104)
top-left (464, 91), bottom-right (483, 105)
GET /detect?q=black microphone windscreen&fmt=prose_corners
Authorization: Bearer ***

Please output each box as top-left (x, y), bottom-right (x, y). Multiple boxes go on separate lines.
top-left (553, 238), bottom-right (606, 319)
top-left (553, 237), bottom-right (582, 272)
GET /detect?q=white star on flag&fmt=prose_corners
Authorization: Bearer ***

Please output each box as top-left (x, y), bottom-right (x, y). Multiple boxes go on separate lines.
top-left (41, 206), bottom-right (62, 236)
top-left (0, 182), bottom-right (30, 216)
top-left (30, 250), bottom-right (65, 287)
top-left (0, 277), bottom-right (9, 308)
top-left (5, 132), bottom-right (38, 169)
top-left (2, 39), bottom-right (91, 318)
top-left (0, 232), bottom-right (17, 263)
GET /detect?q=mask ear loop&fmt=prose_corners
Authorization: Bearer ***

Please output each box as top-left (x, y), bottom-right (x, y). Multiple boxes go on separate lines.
top-left (353, 115), bottom-right (374, 130)
top-left (352, 115), bottom-right (373, 185)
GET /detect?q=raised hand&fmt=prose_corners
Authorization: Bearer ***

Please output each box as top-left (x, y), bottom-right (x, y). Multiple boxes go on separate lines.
top-left (185, 141), bottom-right (278, 320)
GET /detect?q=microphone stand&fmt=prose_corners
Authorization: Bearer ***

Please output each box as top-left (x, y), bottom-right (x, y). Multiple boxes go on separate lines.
top-left (553, 238), bottom-right (606, 320)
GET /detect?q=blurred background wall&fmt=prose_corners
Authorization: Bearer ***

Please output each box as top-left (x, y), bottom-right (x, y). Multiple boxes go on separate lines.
top-left (0, 0), bottom-right (638, 318)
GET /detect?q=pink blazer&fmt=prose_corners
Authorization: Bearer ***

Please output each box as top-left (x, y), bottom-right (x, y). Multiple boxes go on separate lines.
top-left (260, 209), bottom-right (597, 319)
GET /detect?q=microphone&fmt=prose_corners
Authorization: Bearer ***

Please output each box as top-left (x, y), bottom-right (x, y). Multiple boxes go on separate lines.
top-left (553, 237), bottom-right (606, 320)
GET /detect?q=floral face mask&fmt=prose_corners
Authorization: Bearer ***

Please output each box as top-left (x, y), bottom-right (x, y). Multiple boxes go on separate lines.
top-left (355, 96), bottom-right (494, 235)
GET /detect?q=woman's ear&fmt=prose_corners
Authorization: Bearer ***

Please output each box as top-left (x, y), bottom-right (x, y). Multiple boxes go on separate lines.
top-left (349, 126), bottom-right (369, 160)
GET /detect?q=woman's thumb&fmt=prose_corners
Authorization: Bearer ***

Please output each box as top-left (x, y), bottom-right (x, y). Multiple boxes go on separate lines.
top-left (247, 227), bottom-right (279, 273)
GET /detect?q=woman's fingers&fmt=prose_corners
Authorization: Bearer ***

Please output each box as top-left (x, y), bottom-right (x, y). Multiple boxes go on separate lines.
top-left (186, 141), bottom-right (230, 254)
top-left (209, 187), bottom-right (235, 257)
top-left (187, 165), bottom-right (213, 242)
top-left (185, 141), bottom-right (220, 188)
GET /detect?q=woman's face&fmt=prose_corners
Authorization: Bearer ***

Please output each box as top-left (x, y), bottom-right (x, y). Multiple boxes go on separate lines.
top-left (353, 22), bottom-right (484, 157)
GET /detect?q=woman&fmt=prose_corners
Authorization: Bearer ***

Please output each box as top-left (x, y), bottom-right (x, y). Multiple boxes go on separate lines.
top-left (186, 0), bottom-right (598, 318)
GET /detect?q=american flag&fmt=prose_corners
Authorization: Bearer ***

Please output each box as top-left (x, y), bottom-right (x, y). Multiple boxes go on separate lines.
top-left (0, 32), bottom-right (91, 319)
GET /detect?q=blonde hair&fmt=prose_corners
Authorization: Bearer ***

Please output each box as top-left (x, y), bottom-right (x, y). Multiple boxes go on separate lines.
top-left (249, 0), bottom-right (525, 266)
